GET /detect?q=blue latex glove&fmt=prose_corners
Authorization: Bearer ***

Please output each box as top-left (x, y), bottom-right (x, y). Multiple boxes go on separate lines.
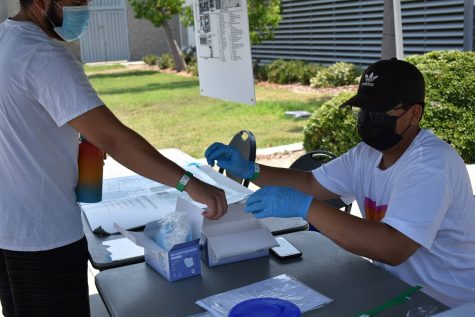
top-left (205, 142), bottom-right (254, 179)
top-left (245, 186), bottom-right (313, 219)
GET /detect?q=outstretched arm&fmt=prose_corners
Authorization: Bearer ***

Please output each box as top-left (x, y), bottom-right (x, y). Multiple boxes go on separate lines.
top-left (255, 165), bottom-right (342, 200)
top-left (308, 200), bottom-right (420, 265)
top-left (245, 185), bottom-right (420, 265)
top-left (205, 142), bottom-right (340, 200)
top-left (69, 106), bottom-right (227, 219)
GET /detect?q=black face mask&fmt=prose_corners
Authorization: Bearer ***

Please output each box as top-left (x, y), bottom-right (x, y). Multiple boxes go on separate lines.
top-left (357, 108), bottom-right (411, 151)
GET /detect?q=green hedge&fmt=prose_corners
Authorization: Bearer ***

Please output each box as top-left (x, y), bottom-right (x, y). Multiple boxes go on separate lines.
top-left (186, 55), bottom-right (199, 76)
top-left (266, 60), bottom-right (322, 85)
top-left (260, 60), bottom-right (363, 86)
top-left (302, 63), bottom-right (324, 85)
top-left (421, 100), bottom-right (475, 162)
top-left (143, 54), bottom-right (159, 66)
top-left (157, 53), bottom-right (175, 70)
top-left (406, 50), bottom-right (475, 112)
top-left (267, 60), bottom-right (301, 84)
top-left (303, 51), bottom-right (475, 163)
top-left (303, 92), bottom-right (360, 156)
top-left (310, 62), bottom-right (361, 88)
top-left (253, 63), bottom-right (269, 81)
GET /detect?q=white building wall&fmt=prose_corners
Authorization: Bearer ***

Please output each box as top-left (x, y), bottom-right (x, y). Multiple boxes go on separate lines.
top-left (60, 0), bottom-right (189, 63)
top-left (1, 0), bottom-right (189, 63)
top-left (127, 3), bottom-right (185, 61)
top-left (7, 0), bottom-right (20, 17)
top-left (1, 0), bottom-right (19, 22)
top-left (0, 4), bottom-right (7, 22)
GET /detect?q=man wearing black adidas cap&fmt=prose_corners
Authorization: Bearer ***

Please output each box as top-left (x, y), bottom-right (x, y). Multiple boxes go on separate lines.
top-left (205, 58), bottom-right (475, 307)
top-left (340, 57), bottom-right (426, 155)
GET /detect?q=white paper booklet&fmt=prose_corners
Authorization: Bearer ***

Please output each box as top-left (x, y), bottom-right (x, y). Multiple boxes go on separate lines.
top-left (196, 274), bottom-right (333, 317)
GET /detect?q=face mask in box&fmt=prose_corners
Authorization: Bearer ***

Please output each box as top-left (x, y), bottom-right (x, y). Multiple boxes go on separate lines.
top-left (114, 198), bottom-right (203, 282)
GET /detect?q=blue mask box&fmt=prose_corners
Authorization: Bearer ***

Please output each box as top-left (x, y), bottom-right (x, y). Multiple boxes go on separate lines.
top-left (114, 198), bottom-right (203, 282)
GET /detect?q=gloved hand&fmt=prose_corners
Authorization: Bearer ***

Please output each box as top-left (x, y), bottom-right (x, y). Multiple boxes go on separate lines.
top-left (205, 142), bottom-right (254, 179)
top-left (245, 186), bottom-right (313, 219)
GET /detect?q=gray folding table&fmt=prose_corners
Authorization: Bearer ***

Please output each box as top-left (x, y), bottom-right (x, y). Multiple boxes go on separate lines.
top-left (84, 148), bottom-right (309, 270)
top-left (83, 211), bottom-right (308, 270)
top-left (95, 231), bottom-right (448, 316)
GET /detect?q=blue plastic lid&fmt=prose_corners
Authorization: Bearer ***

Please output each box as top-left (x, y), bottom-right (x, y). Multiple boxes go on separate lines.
top-left (229, 298), bottom-right (301, 317)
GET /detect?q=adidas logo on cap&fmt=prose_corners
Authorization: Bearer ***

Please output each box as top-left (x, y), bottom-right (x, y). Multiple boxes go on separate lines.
top-left (362, 72), bottom-right (378, 87)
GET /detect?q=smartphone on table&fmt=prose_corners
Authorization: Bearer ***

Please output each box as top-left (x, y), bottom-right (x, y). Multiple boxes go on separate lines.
top-left (270, 237), bottom-right (302, 259)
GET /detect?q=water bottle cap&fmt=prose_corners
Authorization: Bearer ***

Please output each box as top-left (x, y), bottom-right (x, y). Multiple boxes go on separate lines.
top-left (228, 298), bottom-right (301, 317)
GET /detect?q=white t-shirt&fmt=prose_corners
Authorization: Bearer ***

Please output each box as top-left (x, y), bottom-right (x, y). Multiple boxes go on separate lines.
top-left (314, 129), bottom-right (475, 307)
top-left (0, 20), bottom-right (103, 251)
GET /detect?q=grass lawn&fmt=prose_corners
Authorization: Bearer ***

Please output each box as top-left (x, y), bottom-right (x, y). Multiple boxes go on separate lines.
top-left (84, 64), bottom-right (126, 74)
top-left (87, 69), bottom-right (331, 158)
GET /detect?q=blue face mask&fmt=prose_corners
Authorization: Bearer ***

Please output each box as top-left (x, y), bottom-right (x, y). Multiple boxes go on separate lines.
top-left (44, 2), bottom-right (90, 42)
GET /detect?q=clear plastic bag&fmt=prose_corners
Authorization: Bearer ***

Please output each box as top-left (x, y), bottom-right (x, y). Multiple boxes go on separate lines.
top-left (196, 274), bottom-right (332, 317)
top-left (153, 212), bottom-right (192, 251)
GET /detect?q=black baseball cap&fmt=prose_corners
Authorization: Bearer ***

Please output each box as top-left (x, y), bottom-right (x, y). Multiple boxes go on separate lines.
top-left (340, 58), bottom-right (425, 112)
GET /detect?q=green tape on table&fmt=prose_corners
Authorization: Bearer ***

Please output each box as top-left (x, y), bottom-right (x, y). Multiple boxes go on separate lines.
top-left (355, 285), bottom-right (423, 317)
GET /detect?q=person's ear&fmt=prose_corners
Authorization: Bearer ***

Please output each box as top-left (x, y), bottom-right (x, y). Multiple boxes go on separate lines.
top-left (409, 104), bottom-right (423, 124)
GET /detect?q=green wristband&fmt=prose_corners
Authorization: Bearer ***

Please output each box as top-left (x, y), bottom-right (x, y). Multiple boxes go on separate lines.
top-left (249, 163), bottom-right (260, 181)
top-left (176, 171), bottom-right (193, 192)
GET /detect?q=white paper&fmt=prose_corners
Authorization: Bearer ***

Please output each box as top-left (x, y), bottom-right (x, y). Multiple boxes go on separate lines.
top-left (102, 238), bottom-right (144, 261)
top-left (201, 203), bottom-right (259, 237)
top-left (82, 165), bottom-right (252, 234)
top-left (102, 175), bottom-right (169, 202)
top-left (115, 222), bottom-right (163, 251)
top-left (192, 165), bottom-right (253, 204)
top-left (177, 198), bottom-right (205, 241)
top-left (84, 193), bottom-right (178, 234)
top-left (193, 0), bottom-right (255, 105)
top-left (196, 274), bottom-right (333, 317)
top-left (99, 164), bottom-right (229, 203)
top-left (201, 203), bottom-right (277, 259)
top-left (208, 228), bottom-right (277, 260)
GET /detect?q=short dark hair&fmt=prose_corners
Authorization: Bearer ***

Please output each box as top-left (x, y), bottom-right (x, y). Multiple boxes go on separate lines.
top-left (20, 0), bottom-right (34, 8)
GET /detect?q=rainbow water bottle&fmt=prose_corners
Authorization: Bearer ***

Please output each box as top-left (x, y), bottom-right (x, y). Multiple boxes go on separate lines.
top-left (76, 135), bottom-right (104, 203)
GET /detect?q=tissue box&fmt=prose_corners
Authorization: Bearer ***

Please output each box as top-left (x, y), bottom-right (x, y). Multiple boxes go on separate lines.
top-left (114, 198), bottom-right (203, 282)
top-left (200, 202), bottom-right (278, 267)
